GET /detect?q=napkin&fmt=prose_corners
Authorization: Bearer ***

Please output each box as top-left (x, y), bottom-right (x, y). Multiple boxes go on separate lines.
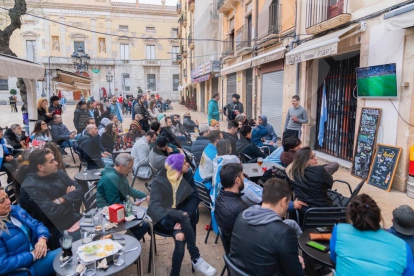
top-left (97, 258), bottom-right (108, 270)
top-left (309, 233), bottom-right (332, 241)
top-left (125, 215), bottom-right (136, 222)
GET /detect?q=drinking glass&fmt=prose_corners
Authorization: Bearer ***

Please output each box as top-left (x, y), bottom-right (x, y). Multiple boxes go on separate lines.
top-left (113, 248), bottom-right (125, 266)
top-left (81, 162), bottom-right (88, 177)
top-left (80, 229), bottom-right (92, 244)
top-left (61, 253), bottom-right (77, 276)
top-left (257, 157), bottom-right (263, 167)
top-left (92, 214), bottom-right (103, 232)
top-left (82, 260), bottom-right (96, 276)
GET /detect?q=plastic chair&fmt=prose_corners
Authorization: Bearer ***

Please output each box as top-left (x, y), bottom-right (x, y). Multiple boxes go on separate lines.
top-left (223, 254), bottom-right (249, 276)
top-left (301, 207), bottom-right (347, 230)
top-left (329, 178), bottom-right (366, 207)
top-left (58, 140), bottom-right (76, 164)
top-left (195, 181), bottom-right (219, 244)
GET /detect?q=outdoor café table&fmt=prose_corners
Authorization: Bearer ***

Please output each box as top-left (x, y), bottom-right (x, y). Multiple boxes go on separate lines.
top-left (52, 233), bottom-right (143, 276)
top-left (74, 168), bottom-right (103, 192)
top-left (242, 162), bottom-right (278, 178)
top-left (298, 228), bottom-right (335, 268)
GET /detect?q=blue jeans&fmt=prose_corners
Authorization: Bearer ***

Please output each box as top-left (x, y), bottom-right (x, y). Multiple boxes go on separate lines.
top-left (33, 249), bottom-right (61, 276)
top-left (60, 140), bottom-right (74, 148)
top-left (102, 157), bottom-right (113, 166)
top-left (130, 222), bottom-right (149, 240)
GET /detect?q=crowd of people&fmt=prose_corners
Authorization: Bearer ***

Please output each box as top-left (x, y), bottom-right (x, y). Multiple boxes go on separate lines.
top-left (0, 92), bottom-right (413, 276)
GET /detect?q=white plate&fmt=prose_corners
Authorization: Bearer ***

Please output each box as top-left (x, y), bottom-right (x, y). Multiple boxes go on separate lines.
top-left (77, 239), bottom-right (123, 262)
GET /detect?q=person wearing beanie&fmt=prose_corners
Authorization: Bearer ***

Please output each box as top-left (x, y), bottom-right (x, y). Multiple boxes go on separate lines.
top-left (224, 93), bottom-right (244, 121)
top-left (126, 120), bottom-right (142, 141)
top-left (149, 136), bottom-right (175, 172)
top-left (210, 119), bottom-right (220, 130)
top-left (148, 154), bottom-right (217, 276)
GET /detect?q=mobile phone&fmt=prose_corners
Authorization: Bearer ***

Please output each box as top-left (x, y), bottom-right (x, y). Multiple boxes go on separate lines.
top-left (136, 197), bottom-right (147, 203)
top-left (252, 168), bottom-right (259, 173)
top-left (316, 227), bottom-right (333, 233)
top-left (306, 241), bottom-right (329, 252)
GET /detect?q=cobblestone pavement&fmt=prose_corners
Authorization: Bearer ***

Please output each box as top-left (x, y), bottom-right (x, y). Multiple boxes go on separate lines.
top-left (1, 102), bottom-right (412, 275)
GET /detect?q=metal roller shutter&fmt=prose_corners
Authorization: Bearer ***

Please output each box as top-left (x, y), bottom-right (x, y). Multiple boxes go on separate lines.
top-left (261, 70), bottom-right (284, 137)
top-left (227, 73), bottom-right (237, 105)
top-left (200, 82), bottom-right (205, 113)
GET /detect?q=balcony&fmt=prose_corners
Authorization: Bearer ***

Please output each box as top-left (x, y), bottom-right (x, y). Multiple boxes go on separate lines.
top-left (178, 14), bottom-right (187, 27)
top-left (306, 0), bottom-right (351, 35)
top-left (217, 0), bottom-right (237, 13)
top-left (188, 31), bottom-right (194, 49)
top-left (177, 2), bottom-right (181, 13)
top-left (235, 24), bottom-right (252, 53)
top-left (181, 45), bottom-right (188, 58)
top-left (221, 36), bottom-right (235, 60)
top-left (269, 4), bottom-right (282, 35)
top-left (143, 60), bottom-right (161, 66)
top-left (172, 59), bottom-right (180, 65)
top-left (188, 0), bottom-right (195, 12)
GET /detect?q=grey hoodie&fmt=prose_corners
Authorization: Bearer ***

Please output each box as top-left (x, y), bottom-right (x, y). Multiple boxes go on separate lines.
top-left (243, 205), bottom-right (302, 237)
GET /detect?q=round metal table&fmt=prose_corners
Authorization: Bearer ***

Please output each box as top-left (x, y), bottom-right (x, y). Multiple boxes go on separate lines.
top-left (298, 228), bottom-right (335, 268)
top-left (53, 233), bottom-right (143, 276)
top-left (74, 169), bottom-right (103, 182)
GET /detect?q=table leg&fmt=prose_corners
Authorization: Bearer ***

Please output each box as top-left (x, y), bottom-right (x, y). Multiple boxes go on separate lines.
top-left (137, 255), bottom-right (143, 276)
top-left (145, 217), bottom-right (156, 276)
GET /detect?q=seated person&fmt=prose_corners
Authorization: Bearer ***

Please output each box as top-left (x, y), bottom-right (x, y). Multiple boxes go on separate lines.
top-left (190, 124), bottom-right (210, 165)
top-left (388, 205), bottom-right (414, 257)
top-left (222, 120), bottom-right (239, 156)
top-left (183, 111), bottom-right (199, 133)
top-left (280, 136), bottom-right (301, 166)
top-left (160, 116), bottom-right (183, 148)
top-left (236, 125), bottom-right (268, 161)
top-left (30, 120), bottom-right (52, 142)
top-left (19, 149), bottom-right (84, 249)
top-left (4, 124), bottom-right (28, 150)
top-left (0, 127), bottom-right (18, 183)
top-left (131, 131), bottom-right (157, 179)
top-left (258, 115), bottom-right (277, 151)
top-left (100, 123), bottom-right (117, 153)
top-left (193, 130), bottom-right (222, 189)
top-left (229, 179), bottom-right (305, 276)
top-left (147, 154), bottom-right (217, 276)
top-left (264, 146), bottom-right (284, 166)
top-left (125, 120), bottom-right (142, 141)
top-left (12, 148), bottom-right (32, 203)
top-left (96, 154), bottom-right (149, 241)
top-left (331, 194), bottom-right (414, 275)
top-left (0, 188), bottom-right (60, 276)
top-left (149, 137), bottom-right (178, 172)
top-left (50, 114), bottom-right (76, 149)
top-left (78, 125), bottom-right (111, 169)
top-left (286, 147), bottom-right (334, 209)
top-left (98, 118), bottom-right (111, 136)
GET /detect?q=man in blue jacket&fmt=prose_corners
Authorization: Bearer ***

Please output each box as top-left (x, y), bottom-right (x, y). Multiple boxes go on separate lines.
top-left (258, 115), bottom-right (277, 153)
top-left (208, 93), bottom-right (221, 125)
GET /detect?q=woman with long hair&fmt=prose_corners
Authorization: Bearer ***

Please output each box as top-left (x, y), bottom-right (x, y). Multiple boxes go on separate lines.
top-left (330, 194), bottom-right (414, 275)
top-left (148, 99), bottom-right (159, 120)
top-left (30, 120), bottom-right (52, 142)
top-left (44, 142), bottom-right (67, 172)
top-left (286, 147), bottom-right (333, 209)
top-left (37, 98), bottom-right (53, 125)
top-left (100, 123), bottom-right (117, 153)
top-left (94, 103), bottom-right (106, 127)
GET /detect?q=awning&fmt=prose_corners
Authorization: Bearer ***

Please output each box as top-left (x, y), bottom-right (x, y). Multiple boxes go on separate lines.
top-left (285, 24), bottom-right (362, 65)
top-left (221, 59), bottom-right (252, 75)
top-left (385, 3), bottom-right (414, 31)
top-left (53, 69), bottom-right (91, 91)
top-left (252, 46), bottom-right (286, 66)
top-left (192, 74), bottom-right (211, 84)
top-left (0, 53), bottom-right (45, 80)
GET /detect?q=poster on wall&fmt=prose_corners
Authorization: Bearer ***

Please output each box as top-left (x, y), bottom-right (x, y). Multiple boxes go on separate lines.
top-left (351, 108), bottom-right (382, 179)
top-left (367, 144), bottom-right (401, 191)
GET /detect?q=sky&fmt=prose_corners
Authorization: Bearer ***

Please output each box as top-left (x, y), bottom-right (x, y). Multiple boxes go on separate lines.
top-left (116, 0), bottom-right (177, 5)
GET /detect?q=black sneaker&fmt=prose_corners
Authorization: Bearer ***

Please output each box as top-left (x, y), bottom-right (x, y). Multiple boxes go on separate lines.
top-left (64, 163), bottom-right (71, 168)
top-left (60, 148), bottom-right (68, 155)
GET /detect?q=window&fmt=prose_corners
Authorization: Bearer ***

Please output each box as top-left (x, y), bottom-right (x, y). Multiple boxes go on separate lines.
top-left (74, 41), bottom-right (85, 53)
top-left (172, 28), bottom-right (178, 38)
top-left (26, 40), bottom-right (36, 62)
top-left (123, 73), bottom-right (130, 91)
top-left (147, 74), bottom-right (156, 91)
top-left (0, 79), bottom-right (8, 90)
top-left (146, 26), bottom-right (155, 32)
top-left (172, 46), bottom-right (180, 60)
top-left (173, 74), bottom-right (179, 91)
top-left (119, 25), bottom-right (129, 31)
top-left (146, 45), bottom-right (156, 60)
top-left (120, 44), bottom-right (129, 60)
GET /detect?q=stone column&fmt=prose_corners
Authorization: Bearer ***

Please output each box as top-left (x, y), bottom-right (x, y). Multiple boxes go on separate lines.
top-left (91, 18), bottom-right (97, 58)
top-left (59, 16), bottom-right (66, 56)
top-left (105, 18), bottom-right (112, 58)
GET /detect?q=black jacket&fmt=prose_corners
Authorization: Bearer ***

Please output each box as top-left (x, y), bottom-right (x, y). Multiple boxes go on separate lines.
top-left (49, 104), bottom-right (63, 116)
top-left (222, 131), bottom-right (238, 155)
top-left (230, 211), bottom-right (304, 276)
top-left (160, 127), bottom-right (180, 147)
top-left (94, 110), bottom-right (106, 127)
top-left (215, 190), bottom-right (249, 250)
top-left (100, 133), bottom-right (115, 153)
top-left (73, 108), bottom-right (90, 132)
top-left (288, 165), bottom-right (333, 208)
top-left (78, 133), bottom-right (105, 168)
top-left (37, 107), bottom-right (53, 125)
top-left (190, 136), bottom-right (210, 164)
top-left (134, 103), bottom-right (149, 120)
top-left (183, 116), bottom-right (198, 133)
top-left (236, 137), bottom-right (267, 160)
top-left (3, 128), bottom-right (27, 149)
top-left (147, 168), bottom-right (200, 226)
top-left (224, 101), bottom-right (244, 120)
top-left (19, 171), bottom-right (83, 231)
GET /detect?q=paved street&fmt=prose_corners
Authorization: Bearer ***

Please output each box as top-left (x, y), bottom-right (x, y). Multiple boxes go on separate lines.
top-left (0, 102), bottom-right (412, 275)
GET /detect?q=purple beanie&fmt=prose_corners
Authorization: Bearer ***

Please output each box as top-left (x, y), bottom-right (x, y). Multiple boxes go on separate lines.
top-left (165, 154), bottom-right (185, 173)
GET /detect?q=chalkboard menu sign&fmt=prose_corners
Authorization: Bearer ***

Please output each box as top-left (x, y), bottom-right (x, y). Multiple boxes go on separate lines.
top-left (351, 108), bottom-right (382, 179)
top-left (367, 144), bottom-right (401, 191)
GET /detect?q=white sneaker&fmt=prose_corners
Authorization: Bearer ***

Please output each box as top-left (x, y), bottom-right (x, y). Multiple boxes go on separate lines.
top-left (192, 257), bottom-right (217, 276)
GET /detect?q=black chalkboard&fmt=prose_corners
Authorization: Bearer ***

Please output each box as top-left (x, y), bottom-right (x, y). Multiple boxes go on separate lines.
top-left (367, 144), bottom-right (401, 191)
top-left (351, 108), bottom-right (382, 179)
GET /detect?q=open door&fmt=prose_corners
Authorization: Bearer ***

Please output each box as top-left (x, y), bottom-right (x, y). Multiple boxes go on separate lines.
top-left (328, 0), bottom-right (344, 19)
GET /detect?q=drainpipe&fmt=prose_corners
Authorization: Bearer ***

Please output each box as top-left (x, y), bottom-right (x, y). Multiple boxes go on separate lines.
top-left (253, 0), bottom-right (259, 118)
top-left (291, 0), bottom-right (300, 96)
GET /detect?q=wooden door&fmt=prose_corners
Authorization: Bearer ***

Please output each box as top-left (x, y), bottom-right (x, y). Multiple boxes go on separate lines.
top-left (328, 0), bottom-right (344, 19)
top-left (73, 91), bottom-right (81, 101)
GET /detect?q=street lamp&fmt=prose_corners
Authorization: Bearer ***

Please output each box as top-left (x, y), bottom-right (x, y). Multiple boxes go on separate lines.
top-left (71, 47), bottom-right (90, 72)
top-left (106, 70), bottom-right (113, 97)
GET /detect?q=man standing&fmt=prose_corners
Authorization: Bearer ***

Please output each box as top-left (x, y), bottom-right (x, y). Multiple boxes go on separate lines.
top-left (131, 131), bottom-right (157, 179)
top-left (230, 179), bottom-right (305, 275)
top-left (96, 153), bottom-right (149, 240)
top-left (78, 125), bottom-right (110, 169)
top-left (134, 95), bottom-right (150, 132)
top-left (108, 96), bottom-right (123, 124)
top-left (60, 95), bottom-right (67, 112)
top-left (49, 95), bottom-right (63, 116)
top-left (222, 120), bottom-right (239, 155)
top-left (283, 95), bottom-right (308, 140)
top-left (208, 93), bottom-right (221, 125)
top-left (224, 94), bottom-right (244, 121)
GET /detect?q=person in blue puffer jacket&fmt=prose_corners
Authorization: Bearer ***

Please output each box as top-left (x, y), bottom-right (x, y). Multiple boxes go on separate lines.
top-left (330, 193), bottom-right (414, 276)
top-left (0, 187), bottom-right (60, 276)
